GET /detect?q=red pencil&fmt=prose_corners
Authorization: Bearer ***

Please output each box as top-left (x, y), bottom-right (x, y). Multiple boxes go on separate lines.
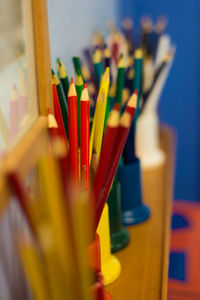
top-left (80, 83), bottom-right (90, 191)
top-left (94, 90), bottom-right (138, 230)
top-left (52, 81), bottom-right (67, 140)
top-left (68, 78), bottom-right (79, 185)
top-left (92, 103), bottom-right (120, 207)
top-left (48, 107), bottom-right (59, 139)
top-left (7, 172), bottom-right (36, 237)
top-left (48, 109), bottom-right (70, 193)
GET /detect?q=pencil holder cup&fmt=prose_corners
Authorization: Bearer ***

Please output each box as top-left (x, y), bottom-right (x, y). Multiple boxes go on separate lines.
top-left (97, 203), bottom-right (121, 285)
top-left (91, 270), bottom-right (113, 300)
top-left (135, 111), bottom-right (165, 168)
top-left (87, 233), bottom-right (101, 272)
top-left (107, 179), bottom-right (130, 253)
top-left (118, 158), bottom-right (150, 226)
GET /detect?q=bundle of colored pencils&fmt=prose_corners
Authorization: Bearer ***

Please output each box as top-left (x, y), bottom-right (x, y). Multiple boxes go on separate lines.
top-left (80, 15), bottom-right (174, 164)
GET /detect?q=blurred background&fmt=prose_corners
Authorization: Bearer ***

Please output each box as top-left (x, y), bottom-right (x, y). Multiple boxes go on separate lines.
top-left (48, 0), bottom-right (200, 203)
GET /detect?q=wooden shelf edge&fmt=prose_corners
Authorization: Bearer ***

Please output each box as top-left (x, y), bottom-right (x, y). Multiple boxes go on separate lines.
top-left (106, 125), bottom-right (176, 300)
top-left (160, 125), bottom-right (176, 300)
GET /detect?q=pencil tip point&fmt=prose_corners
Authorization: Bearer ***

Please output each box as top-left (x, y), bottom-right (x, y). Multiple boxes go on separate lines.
top-left (83, 83), bottom-right (87, 89)
top-left (135, 89), bottom-right (138, 95)
top-left (70, 77), bottom-right (74, 84)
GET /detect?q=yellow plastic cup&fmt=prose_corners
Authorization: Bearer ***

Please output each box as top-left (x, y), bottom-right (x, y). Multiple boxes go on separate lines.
top-left (97, 203), bottom-right (121, 285)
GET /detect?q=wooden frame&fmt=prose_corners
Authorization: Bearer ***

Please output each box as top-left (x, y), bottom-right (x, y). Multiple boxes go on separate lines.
top-left (0, 0), bottom-right (52, 215)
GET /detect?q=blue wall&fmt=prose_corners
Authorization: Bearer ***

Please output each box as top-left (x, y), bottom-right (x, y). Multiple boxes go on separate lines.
top-left (118, 0), bottom-right (200, 201)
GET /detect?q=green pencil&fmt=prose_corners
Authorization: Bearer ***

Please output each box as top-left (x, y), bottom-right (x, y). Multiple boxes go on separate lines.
top-left (75, 71), bottom-right (84, 146)
top-left (93, 49), bottom-right (104, 87)
top-left (52, 69), bottom-right (68, 137)
top-left (115, 54), bottom-right (125, 108)
top-left (57, 58), bottom-right (69, 101)
top-left (132, 48), bottom-right (143, 133)
top-left (72, 56), bottom-right (82, 77)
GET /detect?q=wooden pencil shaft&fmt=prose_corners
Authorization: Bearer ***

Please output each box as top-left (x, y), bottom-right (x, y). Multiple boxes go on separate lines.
top-left (68, 94), bottom-right (79, 184)
top-left (81, 100), bottom-right (90, 190)
top-left (56, 83), bottom-right (69, 137)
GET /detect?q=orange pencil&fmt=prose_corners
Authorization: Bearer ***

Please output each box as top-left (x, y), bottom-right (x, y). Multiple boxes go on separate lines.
top-left (92, 104), bottom-right (120, 207)
top-left (52, 81), bottom-right (67, 140)
top-left (80, 83), bottom-right (90, 191)
top-left (68, 78), bottom-right (79, 184)
top-left (94, 91), bottom-right (138, 230)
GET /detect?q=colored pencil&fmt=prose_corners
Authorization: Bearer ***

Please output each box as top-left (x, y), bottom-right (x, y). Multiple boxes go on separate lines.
top-left (90, 67), bottom-right (110, 163)
top-left (140, 16), bottom-right (153, 55)
top-left (111, 32), bottom-right (120, 66)
top-left (143, 50), bottom-right (174, 114)
top-left (104, 45), bottom-right (111, 69)
top-left (75, 71), bottom-right (84, 145)
top-left (37, 224), bottom-right (70, 300)
top-left (92, 104), bottom-right (120, 207)
top-left (52, 69), bottom-right (68, 137)
top-left (57, 58), bottom-right (70, 100)
top-left (83, 48), bottom-right (95, 77)
top-left (0, 108), bottom-right (9, 147)
top-left (47, 108), bottom-right (59, 139)
top-left (80, 84), bottom-right (90, 191)
top-left (52, 80), bottom-right (67, 140)
top-left (143, 56), bottom-right (154, 93)
top-left (72, 56), bottom-right (82, 77)
top-left (142, 52), bottom-right (172, 105)
top-left (18, 235), bottom-right (51, 300)
top-left (9, 84), bottom-right (19, 141)
top-left (132, 48), bottom-right (143, 131)
top-left (93, 49), bottom-right (104, 87)
top-left (94, 91), bottom-right (138, 230)
top-left (38, 155), bottom-right (73, 292)
top-left (121, 18), bottom-right (135, 53)
top-left (48, 110), bottom-right (69, 188)
top-left (68, 78), bottom-right (79, 184)
top-left (19, 78), bottom-right (28, 122)
top-left (115, 54), bottom-right (125, 108)
top-left (7, 172), bottom-right (36, 237)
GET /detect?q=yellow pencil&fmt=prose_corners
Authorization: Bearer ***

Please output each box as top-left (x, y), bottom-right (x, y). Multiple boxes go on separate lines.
top-left (18, 234), bottom-right (51, 300)
top-left (71, 193), bottom-right (92, 300)
top-left (89, 67), bottom-right (110, 163)
top-left (38, 223), bottom-right (71, 300)
top-left (38, 154), bottom-right (73, 296)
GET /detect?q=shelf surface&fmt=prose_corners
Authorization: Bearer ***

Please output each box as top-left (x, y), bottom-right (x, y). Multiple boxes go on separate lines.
top-left (106, 125), bottom-right (175, 300)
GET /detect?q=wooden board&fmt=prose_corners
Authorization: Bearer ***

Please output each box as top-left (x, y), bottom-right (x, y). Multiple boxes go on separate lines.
top-left (106, 125), bottom-right (176, 300)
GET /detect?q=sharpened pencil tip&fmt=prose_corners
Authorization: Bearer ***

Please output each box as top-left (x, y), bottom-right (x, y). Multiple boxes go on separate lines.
top-left (70, 77), bottom-right (74, 84)
top-left (83, 83), bottom-right (87, 89)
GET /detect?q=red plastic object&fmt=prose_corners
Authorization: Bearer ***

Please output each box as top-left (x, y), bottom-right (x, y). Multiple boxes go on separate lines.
top-left (87, 233), bottom-right (101, 272)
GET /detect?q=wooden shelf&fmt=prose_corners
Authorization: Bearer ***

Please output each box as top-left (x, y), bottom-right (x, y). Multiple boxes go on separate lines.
top-left (106, 125), bottom-right (175, 300)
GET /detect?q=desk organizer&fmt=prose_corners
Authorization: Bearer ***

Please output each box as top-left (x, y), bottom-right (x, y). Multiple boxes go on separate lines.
top-left (118, 158), bottom-right (150, 226)
top-left (97, 203), bottom-right (121, 285)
